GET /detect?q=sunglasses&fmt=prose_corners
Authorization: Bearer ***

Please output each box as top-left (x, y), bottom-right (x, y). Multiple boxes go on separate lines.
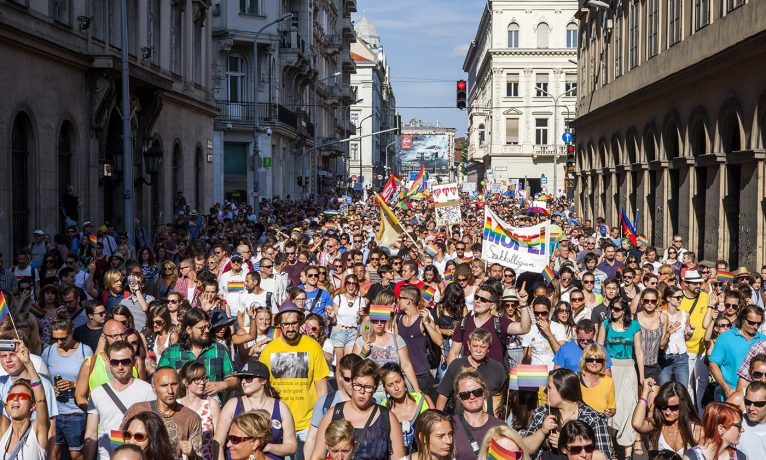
top-left (123, 431), bottom-right (148, 442)
top-left (533, 310), bottom-right (549, 317)
top-left (52, 336), bottom-right (68, 343)
top-left (567, 444), bottom-right (596, 455)
top-left (643, 299), bottom-right (658, 305)
top-left (744, 398), bottom-right (766, 408)
top-left (457, 277), bottom-right (468, 282)
top-left (585, 357), bottom-right (605, 364)
top-left (716, 322), bottom-right (732, 329)
top-left (261, 265), bottom-right (273, 269)
top-left (570, 297), bottom-right (584, 302)
top-left (610, 306), bottom-right (624, 312)
top-left (725, 303), bottom-right (739, 309)
top-left (752, 371), bottom-right (766, 380)
top-left (109, 358), bottom-right (133, 368)
top-left (371, 319), bottom-right (387, 324)
top-left (306, 273), bottom-right (319, 278)
top-left (475, 295), bottom-right (493, 303)
top-left (582, 280), bottom-right (595, 284)
top-left (227, 435), bottom-right (254, 445)
top-left (746, 319), bottom-right (762, 327)
top-left (458, 388), bottom-right (484, 400)
top-left (671, 295), bottom-right (683, 300)
top-left (5, 392), bottom-right (32, 403)
top-left (341, 375), bottom-right (352, 383)
top-left (660, 404), bottom-right (680, 412)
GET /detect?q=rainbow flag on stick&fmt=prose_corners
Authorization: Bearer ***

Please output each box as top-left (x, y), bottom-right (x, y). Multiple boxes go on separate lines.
top-left (541, 266), bottom-right (555, 284)
top-left (369, 304), bottom-right (392, 322)
top-left (424, 243), bottom-right (438, 257)
top-left (227, 281), bottom-right (244, 292)
top-left (443, 269), bottom-right (454, 282)
top-left (637, 235), bottom-right (650, 248)
top-left (421, 286), bottom-right (436, 304)
top-left (110, 430), bottom-right (125, 448)
top-left (509, 364), bottom-right (549, 391)
top-left (88, 234), bottom-right (98, 247)
top-left (487, 438), bottom-right (523, 460)
top-left (717, 271), bottom-right (734, 285)
top-left (267, 327), bottom-right (282, 340)
top-left (322, 223), bottom-right (338, 234)
top-left (0, 292), bottom-right (8, 323)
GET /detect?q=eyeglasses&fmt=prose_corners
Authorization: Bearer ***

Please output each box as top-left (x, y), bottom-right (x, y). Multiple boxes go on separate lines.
top-left (746, 319), bottom-right (762, 327)
top-left (5, 392), bottom-right (32, 403)
top-left (730, 421), bottom-right (743, 431)
top-left (302, 325), bottom-right (319, 333)
top-left (671, 295), bottom-right (683, 300)
top-left (533, 310), bottom-right (549, 317)
top-left (557, 309), bottom-right (571, 314)
top-left (725, 303), bottom-right (739, 309)
top-left (566, 444), bottom-right (596, 455)
top-left (52, 336), bottom-right (68, 343)
top-left (280, 321), bottom-right (300, 328)
top-left (153, 320), bottom-right (165, 326)
top-left (457, 388), bottom-right (484, 400)
top-left (168, 299), bottom-right (180, 304)
top-left (585, 357), bottom-right (605, 364)
top-left (716, 323), bottom-right (732, 329)
top-left (191, 375), bottom-right (209, 385)
top-left (582, 280), bottom-right (595, 285)
top-left (104, 332), bottom-right (127, 339)
top-left (260, 265), bottom-right (273, 269)
top-left (610, 305), bottom-right (624, 312)
top-left (570, 297), bottom-right (584, 302)
top-left (306, 273), bottom-right (319, 278)
top-left (643, 299), bottom-right (658, 305)
top-left (474, 295), bottom-right (492, 304)
top-left (744, 398), bottom-right (766, 408)
top-left (341, 374), bottom-right (352, 383)
top-left (227, 435), bottom-right (254, 445)
top-left (294, 297), bottom-right (307, 303)
top-left (752, 371), bottom-right (766, 380)
top-left (352, 382), bottom-right (376, 393)
top-left (457, 277), bottom-right (468, 282)
top-left (109, 358), bottom-right (133, 368)
top-left (660, 404), bottom-right (680, 412)
top-left (123, 431), bottom-right (148, 442)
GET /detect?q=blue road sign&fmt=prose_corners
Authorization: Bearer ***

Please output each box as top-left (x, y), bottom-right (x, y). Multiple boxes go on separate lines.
top-left (562, 131), bottom-right (573, 143)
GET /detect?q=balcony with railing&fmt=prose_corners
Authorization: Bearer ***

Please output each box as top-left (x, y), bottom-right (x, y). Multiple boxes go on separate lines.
top-left (215, 101), bottom-right (310, 134)
top-left (534, 145), bottom-right (565, 157)
top-left (324, 35), bottom-right (342, 54)
top-left (280, 29), bottom-right (310, 70)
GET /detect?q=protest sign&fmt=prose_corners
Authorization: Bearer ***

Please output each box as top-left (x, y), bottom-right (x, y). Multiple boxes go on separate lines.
top-left (482, 206), bottom-right (554, 274)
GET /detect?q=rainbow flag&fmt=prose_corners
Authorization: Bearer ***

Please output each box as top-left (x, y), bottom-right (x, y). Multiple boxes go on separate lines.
top-left (397, 201), bottom-right (412, 210)
top-left (404, 165), bottom-right (426, 199)
top-left (28, 303), bottom-right (45, 318)
top-left (487, 438), bottom-right (522, 460)
top-left (443, 269), bottom-right (454, 282)
top-left (88, 234), bottom-right (98, 247)
top-left (508, 364), bottom-right (549, 391)
top-left (369, 304), bottom-right (392, 322)
top-left (0, 292), bottom-right (8, 323)
top-left (541, 265), bottom-right (555, 284)
top-left (267, 327), bottom-right (282, 340)
top-left (227, 281), bottom-right (244, 293)
top-left (717, 271), bottom-right (734, 284)
top-left (424, 244), bottom-right (438, 257)
top-left (620, 208), bottom-right (638, 246)
top-left (322, 223), bottom-right (338, 234)
top-left (421, 286), bottom-right (436, 304)
top-left (110, 430), bottom-right (125, 448)
top-left (637, 235), bottom-right (650, 248)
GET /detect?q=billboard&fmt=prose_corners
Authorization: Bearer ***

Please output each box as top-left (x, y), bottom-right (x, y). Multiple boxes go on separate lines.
top-left (396, 134), bottom-right (450, 176)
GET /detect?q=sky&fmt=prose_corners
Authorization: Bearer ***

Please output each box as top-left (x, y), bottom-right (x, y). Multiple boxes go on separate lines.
top-left (352, 0), bottom-right (486, 137)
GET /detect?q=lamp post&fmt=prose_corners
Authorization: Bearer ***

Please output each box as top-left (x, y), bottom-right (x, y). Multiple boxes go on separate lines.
top-left (311, 71), bottom-right (341, 199)
top-left (252, 12), bottom-right (292, 218)
top-left (356, 113), bottom-right (373, 187)
top-left (536, 86), bottom-right (577, 198)
top-left (119, 0), bottom-right (134, 244)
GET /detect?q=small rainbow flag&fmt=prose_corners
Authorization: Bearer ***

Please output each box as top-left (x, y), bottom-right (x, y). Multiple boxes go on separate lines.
top-left (322, 223), bottom-right (338, 234)
top-left (110, 430), bottom-right (125, 448)
top-left (508, 364), bottom-right (549, 391)
top-left (88, 234), bottom-right (98, 247)
top-left (424, 244), bottom-right (438, 257)
top-left (227, 281), bottom-right (244, 293)
top-left (28, 303), bottom-right (45, 318)
top-left (0, 292), bottom-right (8, 323)
top-left (487, 438), bottom-right (523, 460)
top-left (637, 235), bottom-right (650, 248)
top-left (267, 327), bottom-right (282, 340)
top-left (421, 286), bottom-right (436, 304)
top-left (397, 201), bottom-right (412, 210)
top-left (541, 266), bottom-right (555, 284)
top-left (717, 271), bottom-right (734, 284)
top-left (369, 304), bottom-right (392, 322)
top-left (443, 269), bottom-right (454, 282)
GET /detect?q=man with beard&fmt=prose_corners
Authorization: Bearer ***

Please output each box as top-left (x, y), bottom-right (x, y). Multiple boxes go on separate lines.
top-left (158, 309), bottom-right (238, 396)
top-left (260, 300), bottom-right (331, 460)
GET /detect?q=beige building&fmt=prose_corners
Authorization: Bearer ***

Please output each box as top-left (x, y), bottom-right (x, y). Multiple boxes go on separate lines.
top-left (463, 0), bottom-right (579, 196)
top-left (0, 0), bottom-right (216, 255)
top-left (573, 0), bottom-right (766, 268)
top-left (211, 0), bottom-right (357, 204)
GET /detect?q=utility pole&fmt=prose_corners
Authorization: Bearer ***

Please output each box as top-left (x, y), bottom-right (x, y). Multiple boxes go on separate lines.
top-left (119, 0), bottom-right (134, 244)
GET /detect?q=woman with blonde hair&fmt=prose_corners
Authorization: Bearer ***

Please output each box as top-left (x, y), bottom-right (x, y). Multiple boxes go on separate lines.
top-left (225, 410), bottom-right (274, 460)
top-left (324, 420), bottom-right (355, 460)
top-left (578, 344), bottom-right (616, 417)
top-left (412, 409), bottom-right (454, 460)
top-left (478, 425), bottom-right (531, 460)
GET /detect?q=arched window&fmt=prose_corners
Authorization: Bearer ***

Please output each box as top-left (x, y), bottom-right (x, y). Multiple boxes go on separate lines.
top-left (507, 23), bottom-right (519, 48)
top-left (478, 124), bottom-right (486, 145)
top-left (566, 23), bottom-right (578, 48)
top-left (195, 147), bottom-right (203, 210)
top-left (172, 143), bottom-right (183, 210)
top-left (537, 22), bottom-right (550, 48)
top-left (12, 113), bottom-right (33, 252)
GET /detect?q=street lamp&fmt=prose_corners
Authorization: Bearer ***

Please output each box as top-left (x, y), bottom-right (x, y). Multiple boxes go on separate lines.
top-left (586, 0), bottom-right (611, 9)
top-left (252, 12), bottom-right (292, 217)
top-left (356, 113), bottom-right (373, 187)
top-left (536, 86), bottom-right (578, 198)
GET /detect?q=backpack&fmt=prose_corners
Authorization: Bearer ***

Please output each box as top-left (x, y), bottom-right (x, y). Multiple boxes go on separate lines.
top-left (459, 314), bottom-right (508, 359)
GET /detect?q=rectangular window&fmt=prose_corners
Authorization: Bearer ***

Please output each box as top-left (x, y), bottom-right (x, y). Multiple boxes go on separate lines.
top-left (508, 29), bottom-right (519, 48)
top-left (565, 75), bottom-right (577, 97)
top-left (668, 0), bottom-right (681, 46)
top-left (629, 0), bottom-right (639, 68)
top-left (535, 118), bottom-right (549, 145)
top-left (92, 1), bottom-right (104, 40)
top-left (535, 74), bottom-right (549, 97)
top-left (695, 0), bottom-right (709, 30)
top-left (614, 8), bottom-right (623, 77)
top-left (505, 119), bottom-right (519, 145)
top-left (647, 0), bottom-right (659, 58)
top-left (108, 0), bottom-right (120, 47)
top-left (193, 20), bottom-right (203, 84)
top-left (171, 7), bottom-right (183, 75)
top-left (147, 0), bottom-right (160, 65)
top-left (240, 0), bottom-right (260, 15)
top-left (727, 0), bottom-right (744, 13)
top-left (52, 0), bottom-right (70, 25)
top-left (506, 74), bottom-right (519, 97)
top-left (127, 0), bottom-right (137, 55)
top-left (566, 28), bottom-right (578, 48)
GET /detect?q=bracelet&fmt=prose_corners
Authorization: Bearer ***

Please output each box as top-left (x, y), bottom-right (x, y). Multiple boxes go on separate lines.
top-left (29, 380), bottom-right (42, 388)
top-left (360, 348), bottom-right (370, 358)
top-left (639, 397), bottom-right (648, 405)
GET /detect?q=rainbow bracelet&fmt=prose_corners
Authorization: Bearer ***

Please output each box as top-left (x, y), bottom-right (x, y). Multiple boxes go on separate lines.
top-left (29, 380), bottom-right (42, 388)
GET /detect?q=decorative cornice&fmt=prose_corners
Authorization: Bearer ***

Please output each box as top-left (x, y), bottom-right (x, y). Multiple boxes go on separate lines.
top-left (490, 48), bottom-right (578, 57)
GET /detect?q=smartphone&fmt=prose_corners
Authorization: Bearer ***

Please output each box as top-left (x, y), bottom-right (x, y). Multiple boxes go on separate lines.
top-left (127, 274), bottom-right (138, 288)
top-left (0, 340), bottom-right (16, 352)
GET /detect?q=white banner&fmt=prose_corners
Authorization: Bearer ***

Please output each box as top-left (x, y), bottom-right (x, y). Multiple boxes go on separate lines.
top-left (431, 183), bottom-right (460, 205)
top-left (482, 206), bottom-right (552, 274)
top-left (461, 182), bottom-right (476, 193)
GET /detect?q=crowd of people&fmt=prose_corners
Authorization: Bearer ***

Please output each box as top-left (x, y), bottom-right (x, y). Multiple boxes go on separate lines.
top-left (0, 189), bottom-right (764, 460)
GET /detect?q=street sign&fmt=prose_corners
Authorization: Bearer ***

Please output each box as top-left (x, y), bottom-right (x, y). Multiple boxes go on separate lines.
top-left (541, 174), bottom-right (548, 185)
top-left (562, 131), bottom-right (573, 143)
top-left (261, 157), bottom-right (272, 168)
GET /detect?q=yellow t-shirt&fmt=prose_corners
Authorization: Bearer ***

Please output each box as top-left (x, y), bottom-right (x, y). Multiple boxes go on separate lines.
top-left (581, 375), bottom-right (615, 413)
top-left (259, 334), bottom-right (331, 431)
top-left (679, 291), bottom-right (709, 354)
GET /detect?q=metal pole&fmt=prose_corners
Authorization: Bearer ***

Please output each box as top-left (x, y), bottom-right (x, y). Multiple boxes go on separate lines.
top-left (120, 0), bottom-right (134, 245)
top-left (252, 13), bottom-right (292, 218)
top-left (356, 114), bottom-right (373, 187)
top-left (553, 94), bottom-right (558, 198)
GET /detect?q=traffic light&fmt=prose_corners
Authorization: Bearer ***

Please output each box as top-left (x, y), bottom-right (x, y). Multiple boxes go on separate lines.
top-left (456, 80), bottom-right (467, 110)
top-left (566, 144), bottom-right (576, 166)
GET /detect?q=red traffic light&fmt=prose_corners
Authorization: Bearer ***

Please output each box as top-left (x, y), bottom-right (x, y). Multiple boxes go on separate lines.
top-left (457, 80), bottom-right (467, 90)
top-left (566, 145), bottom-right (575, 153)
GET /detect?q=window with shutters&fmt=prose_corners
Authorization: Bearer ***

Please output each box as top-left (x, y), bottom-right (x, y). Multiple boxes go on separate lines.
top-left (506, 74), bottom-right (519, 97)
top-left (171, 5), bottom-right (183, 75)
top-left (506, 119), bottom-right (519, 145)
top-left (535, 74), bottom-right (549, 97)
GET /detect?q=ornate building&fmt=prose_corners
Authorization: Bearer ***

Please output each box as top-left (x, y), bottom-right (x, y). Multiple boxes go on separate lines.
top-left (0, 0), bottom-right (216, 254)
top-left (573, 0), bottom-right (766, 267)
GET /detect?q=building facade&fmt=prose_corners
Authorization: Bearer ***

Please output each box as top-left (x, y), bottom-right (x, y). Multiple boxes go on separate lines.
top-left (211, 0), bottom-right (357, 205)
top-left (573, 0), bottom-right (766, 268)
top-left (0, 0), bottom-right (216, 255)
top-left (349, 17), bottom-right (397, 190)
top-left (397, 121), bottom-right (456, 185)
top-left (463, 0), bottom-right (579, 196)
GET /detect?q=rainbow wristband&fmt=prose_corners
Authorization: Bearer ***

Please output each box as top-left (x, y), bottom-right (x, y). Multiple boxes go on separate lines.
top-left (639, 397), bottom-right (648, 405)
top-left (29, 380), bottom-right (42, 388)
